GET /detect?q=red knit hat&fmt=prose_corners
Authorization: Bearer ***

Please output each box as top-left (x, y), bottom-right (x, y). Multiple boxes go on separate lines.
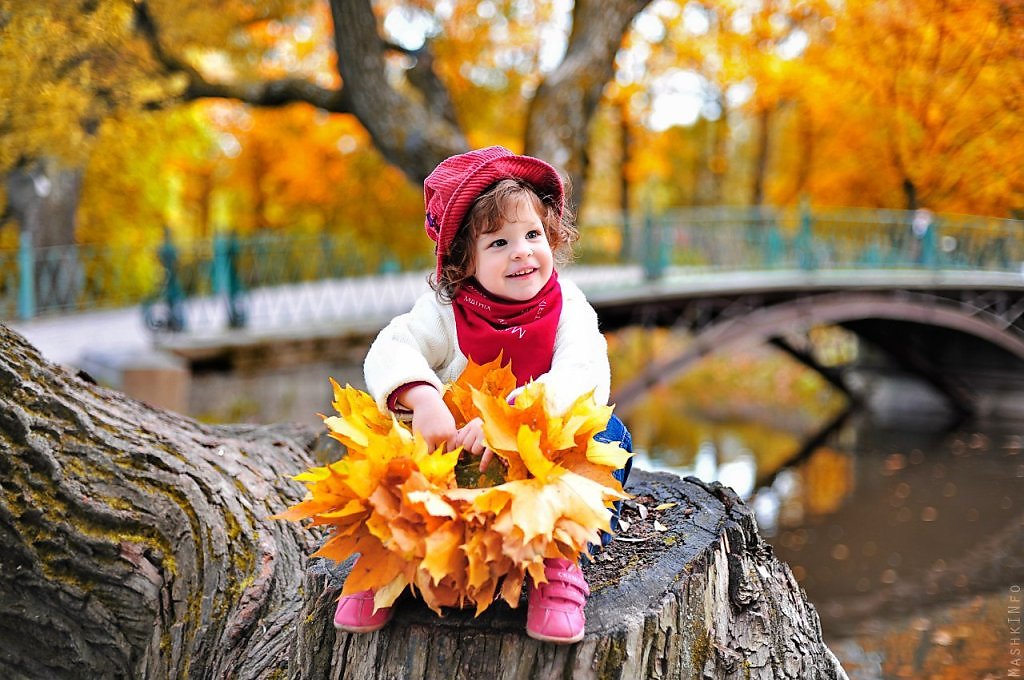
top-left (423, 146), bottom-right (564, 278)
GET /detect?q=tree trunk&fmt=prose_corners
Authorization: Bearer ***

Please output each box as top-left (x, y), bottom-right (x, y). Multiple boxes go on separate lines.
top-left (5, 159), bottom-right (82, 250)
top-left (525, 0), bottom-right (653, 205)
top-left (293, 472), bottom-right (848, 680)
top-left (0, 324), bottom-right (317, 679)
top-left (750, 107), bottom-right (772, 207)
top-left (903, 177), bottom-right (918, 212)
top-left (695, 98), bottom-right (729, 206)
top-left (618, 99), bottom-right (634, 260)
top-left (791, 105), bottom-right (815, 202)
top-left (0, 324), bottom-right (847, 679)
top-left (5, 159), bottom-right (85, 311)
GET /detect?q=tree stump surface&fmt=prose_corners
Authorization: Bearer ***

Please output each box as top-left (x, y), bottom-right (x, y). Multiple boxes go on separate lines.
top-left (0, 324), bottom-right (847, 679)
top-left (292, 471), bottom-right (849, 680)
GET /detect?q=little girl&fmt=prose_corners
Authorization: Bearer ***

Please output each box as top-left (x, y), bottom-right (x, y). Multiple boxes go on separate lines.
top-left (334, 146), bottom-right (632, 644)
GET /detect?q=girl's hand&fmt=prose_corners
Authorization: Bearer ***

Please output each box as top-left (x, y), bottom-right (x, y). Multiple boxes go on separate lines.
top-left (401, 385), bottom-right (457, 450)
top-left (452, 418), bottom-right (499, 472)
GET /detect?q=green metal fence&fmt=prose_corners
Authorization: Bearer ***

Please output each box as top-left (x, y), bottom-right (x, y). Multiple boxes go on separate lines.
top-left (609, 206), bottom-right (1024, 280)
top-left (3, 206), bottom-right (1022, 325)
top-left (0, 229), bottom-right (435, 323)
top-left (0, 237), bottom-right (162, 321)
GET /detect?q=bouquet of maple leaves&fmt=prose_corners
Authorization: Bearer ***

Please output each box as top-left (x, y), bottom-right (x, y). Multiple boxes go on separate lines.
top-left (274, 358), bottom-right (631, 616)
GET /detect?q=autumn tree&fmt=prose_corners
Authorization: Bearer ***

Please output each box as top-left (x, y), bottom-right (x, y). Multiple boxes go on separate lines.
top-left (595, 0), bottom-right (833, 209)
top-left (0, 1), bottom-right (311, 307)
top-left (783, 0), bottom-right (1024, 213)
top-left (6, 0), bottom-right (1023, 265)
top-left (1, 0), bottom-right (657, 251)
top-left (591, 0), bottom-right (1024, 216)
top-left (0, 1), bottom-right (298, 246)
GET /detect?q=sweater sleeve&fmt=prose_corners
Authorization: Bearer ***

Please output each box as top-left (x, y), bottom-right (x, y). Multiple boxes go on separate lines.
top-left (363, 293), bottom-right (455, 413)
top-left (529, 279), bottom-right (611, 413)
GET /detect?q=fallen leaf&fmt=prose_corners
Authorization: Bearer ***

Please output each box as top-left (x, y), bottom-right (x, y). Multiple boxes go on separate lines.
top-left (654, 520), bottom-right (668, 532)
top-left (654, 502), bottom-right (678, 511)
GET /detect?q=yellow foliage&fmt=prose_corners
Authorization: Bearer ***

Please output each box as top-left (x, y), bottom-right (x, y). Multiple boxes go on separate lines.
top-left (274, 359), bottom-right (629, 616)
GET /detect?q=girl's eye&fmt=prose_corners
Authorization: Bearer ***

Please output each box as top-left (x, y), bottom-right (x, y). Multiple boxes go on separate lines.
top-left (527, 230), bottom-right (543, 239)
top-left (489, 238), bottom-right (507, 248)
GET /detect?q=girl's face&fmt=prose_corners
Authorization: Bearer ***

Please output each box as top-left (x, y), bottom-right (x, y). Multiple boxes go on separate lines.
top-left (469, 193), bottom-right (553, 301)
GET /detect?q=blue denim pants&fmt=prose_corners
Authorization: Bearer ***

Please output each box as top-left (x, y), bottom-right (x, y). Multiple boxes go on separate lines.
top-left (593, 414), bottom-right (634, 546)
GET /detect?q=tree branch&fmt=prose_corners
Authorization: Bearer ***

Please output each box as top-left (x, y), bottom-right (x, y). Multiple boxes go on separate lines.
top-left (0, 325), bottom-right (318, 678)
top-left (381, 37), bottom-right (461, 128)
top-left (404, 43), bottom-right (462, 129)
top-left (328, 0), bottom-right (468, 183)
top-left (133, 0), bottom-right (351, 113)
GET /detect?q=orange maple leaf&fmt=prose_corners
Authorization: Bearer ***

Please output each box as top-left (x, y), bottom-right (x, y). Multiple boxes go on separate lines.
top-left (443, 353), bottom-right (516, 427)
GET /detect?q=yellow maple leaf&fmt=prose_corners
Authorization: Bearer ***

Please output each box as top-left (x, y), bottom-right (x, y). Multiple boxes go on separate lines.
top-left (405, 489), bottom-right (457, 519)
top-left (412, 443), bottom-right (460, 487)
top-left (329, 378), bottom-right (393, 435)
top-left (585, 439), bottom-right (634, 470)
top-left (515, 425), bottom-right (563, 483)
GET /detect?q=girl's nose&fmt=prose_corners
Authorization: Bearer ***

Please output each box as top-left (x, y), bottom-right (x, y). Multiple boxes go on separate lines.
top-left (511, 240), bottom-right (532, 258)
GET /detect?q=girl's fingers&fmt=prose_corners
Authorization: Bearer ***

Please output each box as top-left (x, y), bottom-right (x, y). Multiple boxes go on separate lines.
top-left (479, 448), bottom-right (494, 472)
top-left (452, 429), bottom-right (474, 452)
top-left (453, 418), bottom-right (486, 455)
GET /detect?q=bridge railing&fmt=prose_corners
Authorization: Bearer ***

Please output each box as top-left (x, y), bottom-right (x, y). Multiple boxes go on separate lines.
top-left (0, 237), bottom-right (161, 321)
top-left (2, 206), bottom-right (1022, 329)
top-left (620, 206), bottom-right (1024, 278)
top-left (0, 230), bottom-right (434, 326)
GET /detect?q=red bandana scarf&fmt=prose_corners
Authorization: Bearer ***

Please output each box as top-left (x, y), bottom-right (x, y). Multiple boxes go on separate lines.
top-left (452, 271), bottom-right (563, 386)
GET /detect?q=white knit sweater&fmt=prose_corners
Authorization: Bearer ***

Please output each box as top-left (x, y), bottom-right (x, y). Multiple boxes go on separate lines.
top-left (363, 278), bottom-right (610, 416)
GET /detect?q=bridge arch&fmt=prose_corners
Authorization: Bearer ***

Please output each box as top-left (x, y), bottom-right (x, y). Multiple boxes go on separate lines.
top-left (610, 290), bottom-right (1024, 410)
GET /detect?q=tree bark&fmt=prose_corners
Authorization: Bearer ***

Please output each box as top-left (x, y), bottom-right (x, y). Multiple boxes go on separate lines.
top-left (0, 324), bottom-right (847, 679)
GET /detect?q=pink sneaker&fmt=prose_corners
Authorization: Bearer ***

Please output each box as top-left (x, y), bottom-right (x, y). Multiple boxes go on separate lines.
top-left (526, 558), bottom-right (590, 644)
top-left (333, 589), bottom-right (393, 633)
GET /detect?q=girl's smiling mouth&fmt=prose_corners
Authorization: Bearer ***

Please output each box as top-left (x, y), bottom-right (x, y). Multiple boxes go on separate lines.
top-left (507, 268), bottom-right (537, 278)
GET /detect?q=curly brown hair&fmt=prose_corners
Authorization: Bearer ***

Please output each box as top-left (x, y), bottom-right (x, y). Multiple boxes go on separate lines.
top-left (431, 178), bottom-right (578, 302)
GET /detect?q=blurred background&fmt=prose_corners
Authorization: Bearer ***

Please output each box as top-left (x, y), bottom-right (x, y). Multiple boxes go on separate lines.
top-left (2, 1), bottom-right (1023, 676)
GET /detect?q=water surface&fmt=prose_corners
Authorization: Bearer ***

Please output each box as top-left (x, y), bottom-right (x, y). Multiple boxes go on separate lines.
top-left (620, 345), bottom-right (1023, 678)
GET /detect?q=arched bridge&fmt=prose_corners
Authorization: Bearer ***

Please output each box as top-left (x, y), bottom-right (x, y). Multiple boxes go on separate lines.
top-left (578, 206), bottom-right (1024, 418)
top-left (590, 269), bottom-right (1024, 416)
